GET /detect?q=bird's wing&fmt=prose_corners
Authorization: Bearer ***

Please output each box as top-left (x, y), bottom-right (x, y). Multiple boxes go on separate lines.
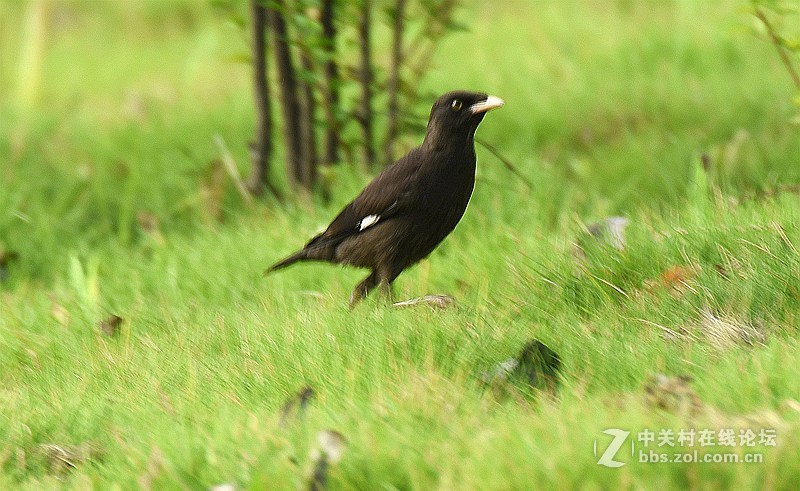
top-left (303, 150), bottom-right (424, 251)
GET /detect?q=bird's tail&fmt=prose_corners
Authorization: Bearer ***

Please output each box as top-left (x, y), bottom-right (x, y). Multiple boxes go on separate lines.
top-left (264, 250), bottom-right (308, 275)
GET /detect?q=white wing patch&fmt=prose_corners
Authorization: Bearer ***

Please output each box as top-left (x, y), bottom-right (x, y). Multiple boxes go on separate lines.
top-left (358, 214), bottom-right (380, 231)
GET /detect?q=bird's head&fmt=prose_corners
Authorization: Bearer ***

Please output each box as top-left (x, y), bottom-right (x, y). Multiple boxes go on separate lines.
top-left (423, 90), bottom-right (505, 150)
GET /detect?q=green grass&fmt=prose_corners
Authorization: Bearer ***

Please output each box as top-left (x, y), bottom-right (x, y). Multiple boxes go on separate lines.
top-left (2, 0), bottom-right (800, 488)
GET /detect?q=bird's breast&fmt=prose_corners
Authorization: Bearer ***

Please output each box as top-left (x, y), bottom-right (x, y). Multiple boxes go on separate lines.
top-left (418, 161), bottom-right (475, 231)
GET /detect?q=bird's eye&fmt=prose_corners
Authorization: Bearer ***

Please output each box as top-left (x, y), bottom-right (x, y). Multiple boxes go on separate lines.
top-left (450, 99), bottom-right (463, 111)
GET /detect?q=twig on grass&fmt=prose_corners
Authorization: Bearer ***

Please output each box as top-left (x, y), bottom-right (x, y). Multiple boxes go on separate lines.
top-left (754, 7), bottom-right (800, 90)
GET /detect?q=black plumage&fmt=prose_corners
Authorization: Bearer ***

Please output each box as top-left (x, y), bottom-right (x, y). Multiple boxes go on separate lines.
top-left (266, 90), bottom-right (504, 307)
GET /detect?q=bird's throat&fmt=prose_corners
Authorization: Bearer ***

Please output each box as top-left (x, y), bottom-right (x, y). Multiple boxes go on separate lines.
top-left (422, 123), bottom-right (479, 155)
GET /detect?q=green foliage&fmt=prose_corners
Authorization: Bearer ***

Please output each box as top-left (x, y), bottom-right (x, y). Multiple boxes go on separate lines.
top-left (2, 0), bottom-right (800, 488)
top-left (747, 0), bottom-right (800, 121)
top-left (215, 0), bottom-right (469, 172)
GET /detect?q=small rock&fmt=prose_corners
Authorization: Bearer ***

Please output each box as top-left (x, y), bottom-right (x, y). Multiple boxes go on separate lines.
top-left (643, 374), bottom-right (703, 416)
top-left (515, 340), bottom-right (562, 389)
top-left (279, 386), bottom-right (315, 427)
top-left (308, 430), bottom-right (347, 491)
top-left (483, 339), bottom-right (562, 391)
top-left (586, 216), bottom-right (629, 250)
top-left (317, 430), bottom-right (346, 464)
top-left (98, 315), bottom-right (124, 337)
top-left (482, 358), bottom-right (519, 382)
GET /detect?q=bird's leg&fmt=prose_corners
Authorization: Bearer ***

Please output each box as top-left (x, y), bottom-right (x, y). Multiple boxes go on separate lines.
top-left (349, 271), bottom-right (379, 309)
top-left (376, 266), bottom-right (399, 305)
top-left (378, 281), bottom-right (394, 299)
top-left (377, 279), bottom-right (395, 305)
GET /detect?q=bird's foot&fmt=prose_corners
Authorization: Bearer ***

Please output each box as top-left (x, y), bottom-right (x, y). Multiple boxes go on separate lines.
top-left (348, 292), bottom-right (363, 310)
top-left (393, 294), bottom-right (455, 309)
top-left (347, 285), bottom-right (395, 310)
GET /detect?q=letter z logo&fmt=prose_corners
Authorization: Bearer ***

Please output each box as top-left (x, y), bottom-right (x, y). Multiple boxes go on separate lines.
top-left (594, 429), bottom-right (630, 468)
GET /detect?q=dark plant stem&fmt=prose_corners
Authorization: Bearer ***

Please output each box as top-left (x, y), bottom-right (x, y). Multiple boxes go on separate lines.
top-left (475, 137), bottom-right (534, 190)
top-left (298, 50), bottom-right (319, 189)
top-left (383, 0), bottom-right (406, 167)
top-left (357, 0), bottom-right (375, 168)
top-left (267, 0), bottom-right (305, 187)
top-left (247, 0), bottom-right (278, 196)
top-left (320, 0), bottom-right (340, 169)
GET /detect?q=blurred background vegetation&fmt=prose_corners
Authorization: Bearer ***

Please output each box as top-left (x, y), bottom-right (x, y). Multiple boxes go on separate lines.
top-left (3, 1), bottom-right (800, 487)
top-left (2, 0), bottom-right (800, 303)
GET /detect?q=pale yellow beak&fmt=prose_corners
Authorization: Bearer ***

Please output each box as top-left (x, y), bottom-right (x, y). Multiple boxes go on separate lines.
top-left (469, 95), bottom-right (505, 115)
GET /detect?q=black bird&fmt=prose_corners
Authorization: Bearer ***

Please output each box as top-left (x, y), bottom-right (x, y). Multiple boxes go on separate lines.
top-left (266, 90), bottom-right (504, 307)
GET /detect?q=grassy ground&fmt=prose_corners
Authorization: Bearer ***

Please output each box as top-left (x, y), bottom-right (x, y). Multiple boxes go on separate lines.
top-left (2, 0), bottom-right (800, 488)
